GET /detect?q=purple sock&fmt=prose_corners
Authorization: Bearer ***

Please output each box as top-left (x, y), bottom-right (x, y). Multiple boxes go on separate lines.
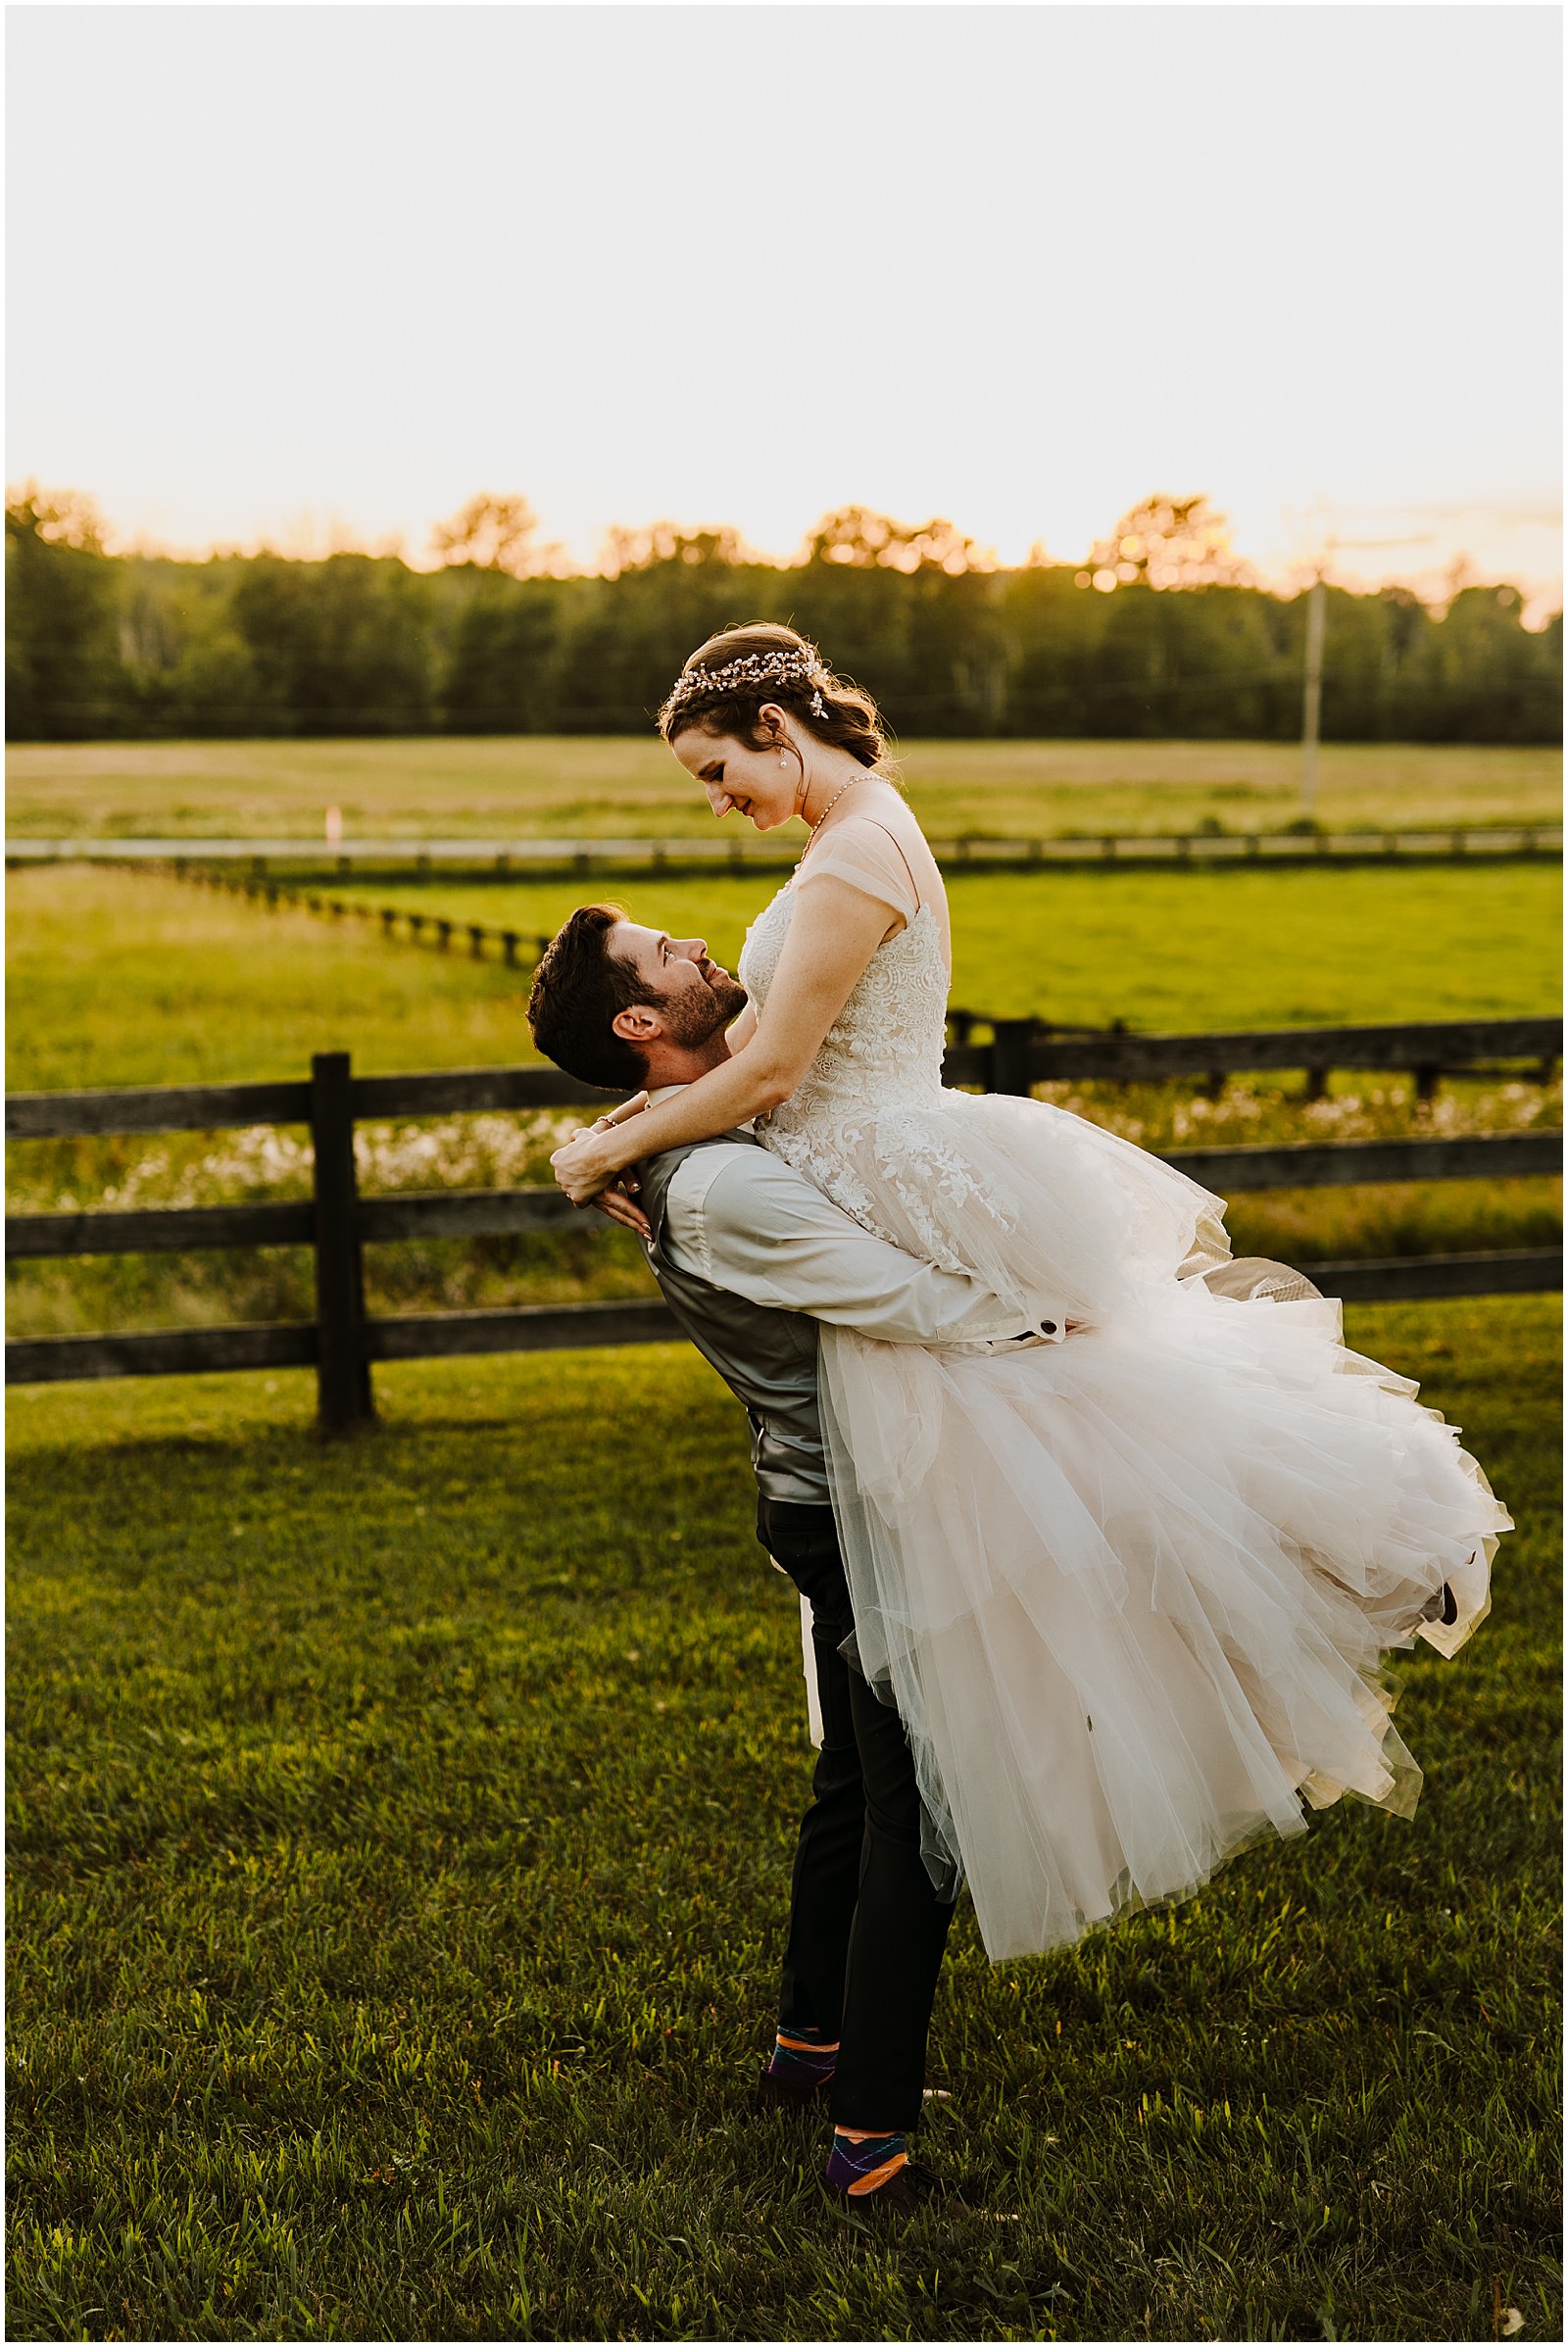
top-left (768, 2028), bottom-right (839, 2085)
top-left (826, 2128), bottom-right (908, 2197)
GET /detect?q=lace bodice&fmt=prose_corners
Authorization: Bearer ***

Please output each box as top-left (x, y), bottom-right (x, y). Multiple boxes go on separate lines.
top-left (739, 885), bottom-right (951, 1128)
top-left (736, 849), bottom-right (1235, 1314)
top-left (736, 884), bottom-right (1009, 1274)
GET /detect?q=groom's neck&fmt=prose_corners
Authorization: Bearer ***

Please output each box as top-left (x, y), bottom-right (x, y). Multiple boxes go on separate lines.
top-left (640, 1034), bottom-right (732, 1090)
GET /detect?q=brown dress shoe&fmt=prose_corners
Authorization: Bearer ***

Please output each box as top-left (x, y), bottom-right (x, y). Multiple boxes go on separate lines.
top-left (755, 2065), bottom-right (829, 2112)
top-left (830, 2160), bottom-right (961, 2218)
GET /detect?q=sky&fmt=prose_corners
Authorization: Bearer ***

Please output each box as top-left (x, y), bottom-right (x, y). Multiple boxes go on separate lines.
top-left (6, 2), bottom-right (1562, 614)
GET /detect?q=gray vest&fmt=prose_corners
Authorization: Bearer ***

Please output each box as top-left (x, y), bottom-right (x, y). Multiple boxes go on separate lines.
top-left (637, 1133), bottom-right (830, 1507)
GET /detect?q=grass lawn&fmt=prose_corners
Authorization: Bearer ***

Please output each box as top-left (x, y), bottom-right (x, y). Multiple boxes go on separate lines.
top-left (6, 1299), bottom-right (1560, 2341)
top-left (6, 736), bottom-right (1561, 844)
top-left (9, 861), bottom-right (1560, 1087)
top-left (327, 861), bottom-right (1563, 1030)
top-left (5, 867), bottom-right (534, 1096)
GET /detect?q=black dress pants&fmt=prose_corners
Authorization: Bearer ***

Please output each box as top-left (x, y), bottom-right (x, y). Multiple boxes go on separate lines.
top-left (757, 1493), bottom-right (956, 2134)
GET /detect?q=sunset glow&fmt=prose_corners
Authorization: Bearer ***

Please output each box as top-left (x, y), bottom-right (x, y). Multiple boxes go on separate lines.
top-left (6, 4), bottom-right (1560, 615)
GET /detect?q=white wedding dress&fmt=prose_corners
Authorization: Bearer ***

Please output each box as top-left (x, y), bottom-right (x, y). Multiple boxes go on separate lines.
top-left (738, 800), bottom-right (1509, 1963)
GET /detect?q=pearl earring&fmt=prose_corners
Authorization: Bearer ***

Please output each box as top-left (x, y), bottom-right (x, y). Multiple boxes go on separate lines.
top-left (779, 754), bottom-right (788, 767)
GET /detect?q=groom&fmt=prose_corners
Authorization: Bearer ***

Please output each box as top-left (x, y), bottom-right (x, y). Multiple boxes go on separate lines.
top-left (528, 905), bottom-right (1032, 2215)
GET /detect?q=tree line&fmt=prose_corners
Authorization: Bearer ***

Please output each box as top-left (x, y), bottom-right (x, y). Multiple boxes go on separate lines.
top-left (6, 489), bottom-right (1560, 744)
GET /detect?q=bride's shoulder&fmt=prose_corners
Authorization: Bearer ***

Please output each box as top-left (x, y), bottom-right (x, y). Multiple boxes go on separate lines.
top-left (799, 789), bottom-right (936, 918)
top-left (815, 792), bottom-right (918, 867)
top-left (840, 778), bottom-right (926, 841)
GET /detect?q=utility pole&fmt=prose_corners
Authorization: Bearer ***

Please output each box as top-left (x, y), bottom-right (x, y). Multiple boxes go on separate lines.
top-left (1300, 575), bottom-right (1326, 820)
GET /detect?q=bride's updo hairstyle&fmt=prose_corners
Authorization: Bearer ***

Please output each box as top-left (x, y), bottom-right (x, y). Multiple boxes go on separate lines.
top-left (658, 622), bottom-right (888, 769)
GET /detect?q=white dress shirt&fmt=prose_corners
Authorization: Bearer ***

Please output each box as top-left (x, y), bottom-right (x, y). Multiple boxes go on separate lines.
top-left (659, 1138), bottom-right (1031, 1349)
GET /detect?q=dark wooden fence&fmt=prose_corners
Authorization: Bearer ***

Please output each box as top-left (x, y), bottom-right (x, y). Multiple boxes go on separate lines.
top-left (8, 825), bottom-right (1562, 878)
top-left (234, 881), bottom-right (552, 971)
top-left (7, 1016), bottom-right (1561, 1429)
top-left (946, 1012), bottom-right (1563, 1101)
top-left (18, 831), bottom-right (1563, 983)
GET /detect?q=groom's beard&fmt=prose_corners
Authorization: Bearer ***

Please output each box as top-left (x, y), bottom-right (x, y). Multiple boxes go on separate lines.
top-left (660, 966), bottom-right (748, 1047)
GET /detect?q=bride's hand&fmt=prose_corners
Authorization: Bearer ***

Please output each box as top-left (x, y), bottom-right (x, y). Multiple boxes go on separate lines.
top-left (591, 1176), bottom-right (652, 1241)
top-left (551, 1093), bottom-right (648, 1204)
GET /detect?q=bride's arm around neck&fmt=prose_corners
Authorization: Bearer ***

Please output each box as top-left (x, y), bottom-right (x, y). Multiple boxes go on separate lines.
top-left (550, 877), bottom-right (898, 1204)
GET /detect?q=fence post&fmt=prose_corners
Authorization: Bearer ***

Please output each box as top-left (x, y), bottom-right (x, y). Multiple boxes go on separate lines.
top-left (991, 1018), bottom-right (1039, 1097)
top-left (310, 1051), bottom-right (373, 1433)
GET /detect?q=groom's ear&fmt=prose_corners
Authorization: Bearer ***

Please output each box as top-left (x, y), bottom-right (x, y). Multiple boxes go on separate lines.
top-left (611, 1003), bottom-right (662, 1044)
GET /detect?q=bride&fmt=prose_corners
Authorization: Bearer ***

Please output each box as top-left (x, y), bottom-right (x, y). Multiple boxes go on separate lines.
top-left (550, 623), bottom-right (1510, 1962)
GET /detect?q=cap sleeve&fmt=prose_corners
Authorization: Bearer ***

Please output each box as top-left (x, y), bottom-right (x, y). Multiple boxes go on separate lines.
top-left (795, 816), bottom-right (920, 922)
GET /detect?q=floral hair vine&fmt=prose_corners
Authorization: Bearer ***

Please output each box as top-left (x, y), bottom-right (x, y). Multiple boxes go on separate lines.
top-left (662, 646), bottom-right (832, 725)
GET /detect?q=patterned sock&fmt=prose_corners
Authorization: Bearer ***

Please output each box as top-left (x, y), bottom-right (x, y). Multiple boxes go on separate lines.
top-left (768, 2028), bottom-right (839, 2087)
top-left (826, 2127), bottom-right (909, 2197)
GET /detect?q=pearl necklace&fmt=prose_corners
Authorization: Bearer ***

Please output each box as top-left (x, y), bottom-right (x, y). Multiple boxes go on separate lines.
top-left (803, 772), bottom-right (866, 848)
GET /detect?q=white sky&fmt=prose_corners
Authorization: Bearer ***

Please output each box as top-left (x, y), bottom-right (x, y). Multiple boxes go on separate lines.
top-left (6, 2), bottom-right (1562, 612)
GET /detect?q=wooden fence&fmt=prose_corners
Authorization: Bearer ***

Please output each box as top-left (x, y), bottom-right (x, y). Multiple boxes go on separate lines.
top-left (185, 867), bottom-right (553, 971)
top-left (7, 823), bottom-right (1563, 879)
top-left (17, 830), bottom-right (1563, 982)
top-left (944, 1013), bottom-right (1564, 1101)
top-left (7, 1017), bottom-right (1561, 1429)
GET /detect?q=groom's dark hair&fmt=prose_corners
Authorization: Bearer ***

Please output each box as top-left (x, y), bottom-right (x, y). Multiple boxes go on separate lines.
top-left (527, 903), bottom-right (659, 1092)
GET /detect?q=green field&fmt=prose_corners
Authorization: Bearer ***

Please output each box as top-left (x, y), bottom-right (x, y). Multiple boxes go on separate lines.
top-left (9, 858), bottom-right (1561, 1085)
top-left (5, 866), bottom-right (532, 1096)
top-left (7, 1307), bottom-right (1559, 2342)
top-left (328, 862), bottom-right (1563, 1031)
top-left (7, 862), bottom-right (1560, 1343)
top-left (6, 736), bottom-right (1562, 844)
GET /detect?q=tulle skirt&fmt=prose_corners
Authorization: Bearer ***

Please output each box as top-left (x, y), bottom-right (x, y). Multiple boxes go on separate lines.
top-left (760, 1090), bottom-right (1510, 1962)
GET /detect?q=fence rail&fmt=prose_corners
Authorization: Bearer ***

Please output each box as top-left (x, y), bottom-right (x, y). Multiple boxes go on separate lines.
top-left (5, 1064), bottom-right (606, 1141)
top-left (16, 1252), bottom-right (1567, 1394)
top-left (18, 832), bottom-right (1563, 983)
top-left (209, 874), bottom-right (552, 972)
top-left (944, 1014), bottom-right (1564, 1098)
top-left (8, 1019), bottom-right (1560, 1142)
top-left (7, 1021), bottom-right (1561, 1423)
top-left (7, 1186), bottom-right (581, 1259)
top-left (7, 1134), bottom-right (1562, 1267)
top-left (8, 825), bottom-right (1563, 878)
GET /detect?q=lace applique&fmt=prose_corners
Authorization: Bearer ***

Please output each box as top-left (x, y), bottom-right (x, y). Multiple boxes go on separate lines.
top-left (737, 877), bottom-right (1232, 1316)
top-left (738, 889), bottom-right (1024, 1273)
